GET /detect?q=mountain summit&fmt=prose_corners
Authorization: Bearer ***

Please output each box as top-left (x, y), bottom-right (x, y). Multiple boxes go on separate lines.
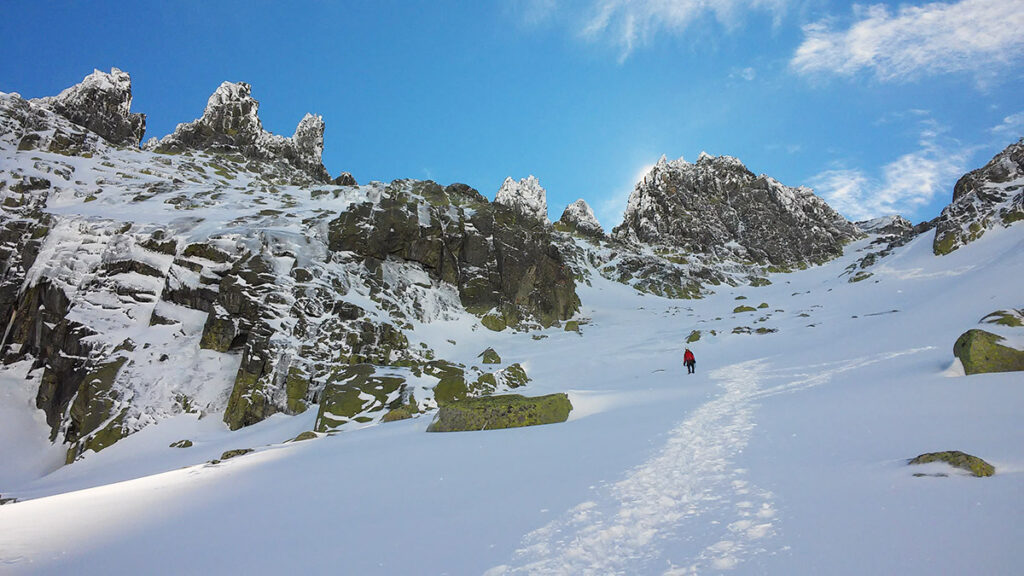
top-left (614, 153), bottom-right (860, 266)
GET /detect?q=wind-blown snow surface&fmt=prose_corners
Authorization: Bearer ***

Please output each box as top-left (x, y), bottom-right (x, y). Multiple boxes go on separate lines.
top-left (1, 224), bottom-right (1022, 574)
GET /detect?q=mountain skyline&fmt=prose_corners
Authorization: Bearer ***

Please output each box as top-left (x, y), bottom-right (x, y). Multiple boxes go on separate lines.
top-left (2, 0), bottom-right (1023, 227)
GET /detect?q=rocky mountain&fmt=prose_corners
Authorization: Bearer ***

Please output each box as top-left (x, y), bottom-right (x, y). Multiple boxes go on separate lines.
top-left (933, 139), bottom-right (1024, 255)
top-left (3, 68), bottom-right (1016, 466)
top-left (614, 153), bottom-right (861, 267)
top-left (145, 81), bottom-right (330, 183)
top-left (0, 72), bottom-right (578, 462)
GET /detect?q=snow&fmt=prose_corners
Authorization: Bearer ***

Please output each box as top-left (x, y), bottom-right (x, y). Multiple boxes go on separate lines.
top-left (495, 175), bottom-right (549, 222)
top-left (1, 92), bottom-right (1022, 572)
top-left (0, 218), bottom-right (1021, 574)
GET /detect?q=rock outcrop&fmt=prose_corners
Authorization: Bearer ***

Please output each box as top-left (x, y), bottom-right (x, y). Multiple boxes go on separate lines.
top-left (933, 139), bottom-right (1024, 255)
top-left (557, 199), bottom-right (604, 237)
top-left (146, 81), bottom-right (330, 182)
top-left (614, 153), bottom-right (860, 266)
top-left (495, 175), bottom-right (549, 222)
top-left (34, 68), bottom-right (146, 147)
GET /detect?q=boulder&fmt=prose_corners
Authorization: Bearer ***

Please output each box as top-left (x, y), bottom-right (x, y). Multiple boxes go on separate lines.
top-left (426, 393), bottom-right (572, 432)
top-left (478, 347), bottom-right (501, 364)
top-left (953, 329), bottom-right (1024, 375)
top-left (909, 451), bottom-right (995, 477)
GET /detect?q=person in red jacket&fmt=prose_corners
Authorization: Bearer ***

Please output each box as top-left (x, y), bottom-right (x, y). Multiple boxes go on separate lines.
top-left (683, 348), bottom-right (696, 374)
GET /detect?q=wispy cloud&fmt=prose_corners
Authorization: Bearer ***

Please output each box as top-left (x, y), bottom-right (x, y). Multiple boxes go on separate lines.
top-left (990, 112), bottom-right (1024, 139)
top-left (525, 0), bottom-right (789, 62)
top-left (809, 119), bottom-right (969, 221)
top-left (791, 0), bottom-right (1024, 82)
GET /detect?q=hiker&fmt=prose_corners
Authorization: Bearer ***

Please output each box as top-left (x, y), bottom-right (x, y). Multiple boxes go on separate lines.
top-left (683, 348), bottom-right (696, 374)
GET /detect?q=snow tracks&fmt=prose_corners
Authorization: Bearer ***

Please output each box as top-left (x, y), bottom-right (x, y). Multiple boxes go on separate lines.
top-left (489, 359), bottom-right (778, 575)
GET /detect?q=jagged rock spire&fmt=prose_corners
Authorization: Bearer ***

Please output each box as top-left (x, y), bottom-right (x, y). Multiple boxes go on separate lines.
top-left (148, 81), bottom-right (329, 182)
top-left (495, 175), bottom-right (549, 222)
top-left (34, 68), bottom-right (146, 147)
top-left (558, 199), bottom-right (604, 238)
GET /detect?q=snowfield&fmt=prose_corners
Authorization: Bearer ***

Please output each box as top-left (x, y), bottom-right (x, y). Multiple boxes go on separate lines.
top-left (1, 221), bottom-right (1022, 574)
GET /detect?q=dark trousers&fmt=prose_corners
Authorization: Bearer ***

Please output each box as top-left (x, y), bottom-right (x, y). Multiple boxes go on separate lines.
top-left (685, 360), bottom-right (695, 374)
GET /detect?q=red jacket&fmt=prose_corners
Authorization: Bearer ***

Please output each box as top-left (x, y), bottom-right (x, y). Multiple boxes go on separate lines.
top-left (684, 350), bottom-right (695, 363)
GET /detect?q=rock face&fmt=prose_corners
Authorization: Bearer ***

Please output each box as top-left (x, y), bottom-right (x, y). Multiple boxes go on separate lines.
top-left (934, 139), bottom-right (1024, 255)
top-left (614, 153), bottom-right (860, 266)
top-left (557, 199), bottom-right (604, 237)
top-left (327, 180), bottom-right (580, 331)
top-left (34, 68), bottom-right (146, 147)
top-left (0, 71), bottom-right (582, 459)
top-left (426, 393), bottom-right (572, 432)
top-left (147, 82), bottom-right (330, 182)
top-left (495, 176), bottom-right (548, 222)
top-left (954, 329), bottom-right (1024, 375)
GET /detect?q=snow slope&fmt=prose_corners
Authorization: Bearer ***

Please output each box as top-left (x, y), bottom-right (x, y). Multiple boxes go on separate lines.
top-left (1, 222), bottom-right (1022, 574)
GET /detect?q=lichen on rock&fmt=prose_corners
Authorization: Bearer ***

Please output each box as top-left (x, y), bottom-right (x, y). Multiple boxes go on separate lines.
top-left (426, 393), bottom-right (572, 432)
top-left (909, 451), bottom-right (995, 477)
top-left (953, 329), bottom-right (1024, 375)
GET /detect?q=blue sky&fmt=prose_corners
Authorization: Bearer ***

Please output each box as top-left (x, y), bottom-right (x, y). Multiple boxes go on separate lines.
top-left (2, 0), bottom-right (1022, 226)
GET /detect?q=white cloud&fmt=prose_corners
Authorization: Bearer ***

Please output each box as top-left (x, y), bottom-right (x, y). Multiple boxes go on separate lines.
top-left (572, 0), bottom-right (788, 62)
top-left (809, 120), bottom-right (969, 221)
top-left (791, 0), bottom-right (1024, 82)
top-left (990, 112), bottom-right (1024, 139)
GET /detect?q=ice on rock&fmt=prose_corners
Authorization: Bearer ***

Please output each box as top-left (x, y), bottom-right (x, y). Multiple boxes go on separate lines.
top-left (495, 175), bottom-right (549, 222)
top-left (558, 199), bottom-right (604, 237)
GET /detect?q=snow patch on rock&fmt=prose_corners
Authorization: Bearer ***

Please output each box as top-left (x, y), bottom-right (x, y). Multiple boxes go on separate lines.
top-left (495, 176), bottom-right (549, 222)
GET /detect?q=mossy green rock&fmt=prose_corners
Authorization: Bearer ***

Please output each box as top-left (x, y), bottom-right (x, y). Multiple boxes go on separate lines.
top-left (733, 305), bottom-right (756, 313)
top-left (981, 310), bottom-right (1023, 327)
top-left (564, 320), bottom-right (581, 333)
top-left (315, 364), bottom-right (406, 431)
top-left (686, 330), bottom-right (701, 343)
top-left (170, 439), bottom-right (193, 448)
top-left (478, 347), bottom-right (501, 364)
top-left (427, 393), bottom-right (572, 432)
top-left (289, 431), bottom-right (318, 442)
top-left (953, 329), bottom-right (1024, 375)
top-left (909, 451), bottom-right (995, 477)
top-left (220, 448), bottom-right (254, 460)
top-left (499, 363), bottom-right (530, 388)
top-left (481, 313), bottom-right (507, 332)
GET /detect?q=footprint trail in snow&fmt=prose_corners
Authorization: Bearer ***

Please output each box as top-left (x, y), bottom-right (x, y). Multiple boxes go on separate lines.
top-left (490, 350), bottom-right (929, 575)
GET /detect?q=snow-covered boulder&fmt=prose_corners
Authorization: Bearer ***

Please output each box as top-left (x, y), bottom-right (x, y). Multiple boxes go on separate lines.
top-left (33, 68), bottom-right (146, 147)
top-left (558, 199), bottom-right (604, 237)
top-left (495, 175), bottom-right (549, 222)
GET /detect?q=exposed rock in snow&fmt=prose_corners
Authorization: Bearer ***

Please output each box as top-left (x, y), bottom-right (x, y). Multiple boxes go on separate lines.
top-left (855, 215), bottom-right (913, 236)
top-left (33, 68), bottom-right (146, 147)
top-left (147, 81), bottom-right (330, 182)
top-left (933, 139), bottom-right (1024, 255)
top-left (558, 199), bottom-right (604, 238)
top-left (495, 176), bottom-right (549, 222)
top-left (614, 153), bottom-right (860, 266)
